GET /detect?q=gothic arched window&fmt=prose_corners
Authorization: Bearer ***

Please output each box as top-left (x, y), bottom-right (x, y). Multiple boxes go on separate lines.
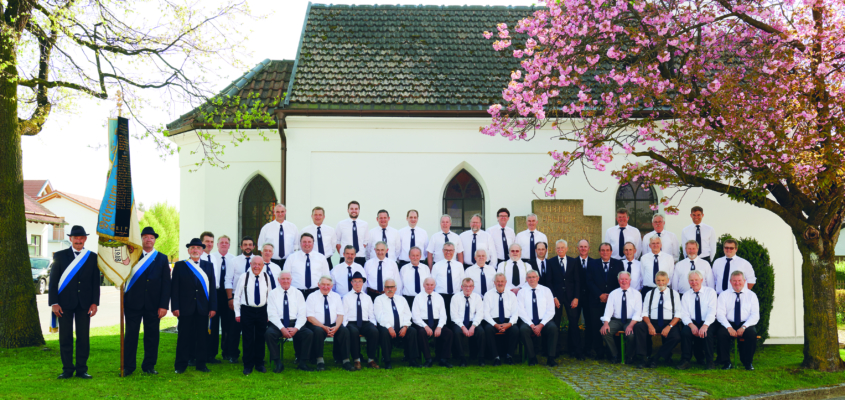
top-left (615, 181), bottom-right (658, 233)
top-left (239, 175), bottom-right (277, 254)
top-left (443, 169), bottom-right (484, 234)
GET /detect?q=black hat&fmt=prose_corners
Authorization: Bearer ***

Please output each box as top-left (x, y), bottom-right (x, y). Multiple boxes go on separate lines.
top-left (67, 225), bottom-right (89, 237)
top-left (141, 226), bottom-right (159, 238)
top-left (350, 271), bottom-right (367, 283)
top-left (185, 238), bottom-right (206, 249)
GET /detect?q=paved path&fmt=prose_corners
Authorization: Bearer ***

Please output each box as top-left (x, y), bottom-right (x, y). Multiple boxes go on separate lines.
top-left (37, 286), bottom-right (123, 335)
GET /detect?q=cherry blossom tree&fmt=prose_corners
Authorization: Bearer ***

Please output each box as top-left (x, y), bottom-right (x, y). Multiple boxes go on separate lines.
top-left (483, 0), bottom-right (844, 370)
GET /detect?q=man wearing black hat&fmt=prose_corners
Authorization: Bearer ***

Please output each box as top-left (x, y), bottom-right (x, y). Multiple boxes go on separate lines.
top-left (171, 238), bottom-right (217, 373)
top-left (123, 227), bottom-right (171, 376)
top-left (49, 225), bottom-right (100, 379)
top-left (342, 272), bottom-right (380, 370)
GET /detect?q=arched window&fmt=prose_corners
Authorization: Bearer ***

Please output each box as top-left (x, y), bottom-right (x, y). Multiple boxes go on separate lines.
top-left (443, 169), bottom-right (484, 234)
top-left (239, 175), bottom-right (277, 255)
top-left (615, 181), bottom-right (658, 233)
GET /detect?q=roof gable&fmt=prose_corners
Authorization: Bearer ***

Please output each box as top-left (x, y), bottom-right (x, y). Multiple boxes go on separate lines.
top-left (24, 179), bottom-right (52, 198)
top-left (25, 193), bottom-right (64, 225)
top-left (38, 191), bottom-right (101, 213)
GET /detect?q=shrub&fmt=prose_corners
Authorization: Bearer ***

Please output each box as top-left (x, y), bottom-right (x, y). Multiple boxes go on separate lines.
top-left (836, 262), bottom-right (845, 283)
top-left (836, 290), bottom-right (845, 322)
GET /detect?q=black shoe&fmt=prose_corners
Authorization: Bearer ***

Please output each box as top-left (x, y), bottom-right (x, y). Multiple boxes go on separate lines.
top-left (575, 354), bottom-right (586, 361)
top-left (528, 357), bottom-right (538, 366)
top-left (438, 359), bottom-right (453, 368)
top-left (459, 359), bottom-right (468, 368)
top-left (174, 369), bottom-right (186, 374)
top-left (76, 372), bottom-right (93, 379)
top-left (316, 363), bottom-right (326, 371)
top-left (187, 360), bottom-right (196, 367)
top-left (676, 361), bottom-right (691, 370)
top-left (636, 356), bottom-right (647, 369)
top-left (57, 372), bottom-right (74, 379)
top-left (273, 361), bottom-right (284, 373)
top-left (243, 368), bottom-right (252, 375)
top-left (547, 358), bottom-right (557, 367)
top-left (722, 363), bottom-right (733, 370)
top-left (121, 370), bottom-right (133, 377)
top-left (383, 361), bottom-right (393, 369)
top-left (745, 363), bottom-right (755, 371)
top-left (646, 359), bottom-right (658, 369)
top-left (423, 359), bottom-right (434, 368)
top-left (342, 361), bottom-right (355, 371)
top-left (408, 361), bottom-right (422, 368)
top-left (142, 369), bottom-right (159, 375)
top-left (478, 359), bottom-right (486, 367)
top-left (705, 362), bottom-right (717, 370)
top-left (492, 358), bottom-right (502, 366)
top-left (196, 366), bottom-right (211, 373)
top-left (255, 366), bottom-right (267, 373)
top-left (504, 356), bottom-right (514, 365)
top-left (298, 363), bottom-right (315, 372)
top-left (207, 358), bottom-right (222, 364)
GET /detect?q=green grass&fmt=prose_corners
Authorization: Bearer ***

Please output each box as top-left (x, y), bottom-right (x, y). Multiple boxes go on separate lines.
top-left (0, 319), bottom-right (579, 399)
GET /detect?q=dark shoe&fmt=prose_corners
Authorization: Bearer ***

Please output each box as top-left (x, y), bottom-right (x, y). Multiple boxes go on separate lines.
top-left (459, 359), bottom-right (468, 368)
top-left (121, 370), bottom-right (133, 377)
top-left (255, 366), bottom-right (267, 373)
top-left (243, 368), bottom-right (252, 375)
top-left (207, 358), bottom-right (222, 364)
top-left (636, 356), bottom-right (647, 369)
top-left (57, 372), bottom-right (74, 379)
top-left (367, 360), bottom-right (379, 369)
top-left (438, 359), bottom-right (453, 368)
top-left (504, 355), bottom-right (514, 365)
top-left (298, 363), bottom-right (315, 372)
top-left (676, 361), bottom-right (691, 370)
top-left (478, 359), bottom-right (486, 367)
top-left (646, 358), bottom-right (658, 369)
top-left (705, 362), bottom-right (717, 370)
top-left (528, 357), bottom-right (538, 366)
top-left (342, 361), bottom-right (355, 371)
top-left (273, 361), bottom-right (284, 373)
top-left (354, 361), bottom-right (362, 371)
top-left (142, 369), bottom-right (158, 375)
top-left (76, 372), bottom-right (93, 379)
top-left (383, 361), bottom-right (393, 369)
top-left (722, 363), bottom-right (733, 370)
top-left (745, 363), bottom-right (755, 371)
top-left (423, 359), bottom-right (434, 368)
top-left (492, 358), bottom-right (503, 366)
top-left (316, 362), bottom-right (326, 371)
top-left (174, 369), bottom-right (185, 374)
top-left (407, 361), bottom-right (421, 368)
top-left (196, 366), bottom-right (211, 373)
top-left (187, 360), bottom-right (196, 367)
top-left (547, 358), bottom-right (557, 367)
top-left (575, 354), bottom-right (586, 361)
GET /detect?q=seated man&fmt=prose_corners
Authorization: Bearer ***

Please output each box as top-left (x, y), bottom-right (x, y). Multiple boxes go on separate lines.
top-left (715, 271), bottom-right (760, 370)
top-left (677, 270), bottom-right (718, 370)
top-left (517, 270), bottom-right (558, 367)
top-left (636, 271), bottom-right (682, 368)
top-left (412, 277), bottom-right (454, 368)
top-left (450, 278), bottom-right (486, 367)
top-left (304, 276), bottom-right (355, 371)
top-left (600, 271), bottom-right (643, 364)
top-left (342, 272), bottom-right (380, 370)
top-left (374, 279), bottom-right (420, 369)
top-left (480, 273), bottom-right (520, 366)
top-left (265, 271), bottom-right (314, 372)
top-left (233, 256), bottom-right (272, 375)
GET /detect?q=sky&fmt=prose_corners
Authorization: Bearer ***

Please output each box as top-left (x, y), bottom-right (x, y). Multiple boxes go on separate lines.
top-left (21, 0), bottom-right (535, 210)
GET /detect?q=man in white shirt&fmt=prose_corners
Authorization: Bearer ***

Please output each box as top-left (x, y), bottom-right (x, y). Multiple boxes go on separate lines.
top-left (605, 208), bottom-right (642, 260)
top-left (259, 244), bottom-right (282, 290)
top-left (257, 204), bottom-right (298, 268)
top-left (460, 214), bottom-right (496, 270)
top-left (224, 236), bottom-right (256, 363)
top-left (464, 249), bottom-right (495, 296)
top-left (298, 206), bottom-right (337, 269)
top-left (304, 276), bottom-right (355, 371)
top-left (332, 245), bottom-right (367, 297)
top-left (364, 241), bottom-right (403, 302)
top-left (431, 242), bottom-right (464, 316)
top-left (335, 201), bottom-right (368, 266)
top-left (366, 210), bottom-right (401, 262)
top-left (672, 241), bottom-right (715, 294)
top-left (600, 271), bottom-right (643, 364)
top-left (635, 271), bottom-right (682, 368)
top-left (640, 236), bottom-right (675, 297)
top-left (210, 235), bottom-right (236, 364)
top-left (498, 244), bottom-right (529, 292)
top-left (264, 271), bottom-right (314, 372)
top-left (397, 210), bottom-right (428, 268)
top-left (715, 271), bottom-right (760, 370)
top-left (233, 257), bottom-right (272, 375)
top-left (517, 270), bottom-right (557, 366)
top-left (641, 214), bottom-right (680, 262)
top-left (283, 233), bottom-right (330, 299)
top-left (342, 272), bottom-right (379, 370)
top-left (621, 242), bottom-right (643, 291)
top-left (515, 213), bottom-right (548, 270)
top-left (399, 247), bottom-right (431, 307)
top-left (712, 239), bottom-right (756, 294)
top-left (412, 277), bottom-right (454, 368)
top-left (681, 206), bottom-right (718, 263)
top-left (481, 273), bottom-right (520, 366)
top-left (450, 278), bottom-right (486, 367)
top-left (427, 215), bottom-right (464, 267)
top-left (487, 207), bottom-right (516, 264)
top-left (676, 270), bottom-right (718, 370)
top-left (374, 279), bottom-right (420, 369)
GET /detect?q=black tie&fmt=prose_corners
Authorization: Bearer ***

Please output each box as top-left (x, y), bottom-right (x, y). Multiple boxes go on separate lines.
top-left (694, 292), bottom-right (702, 324)
top-left (283, 290), bottom-right (290, 328)
top-left (413, 266), bottom-right (421, 293)
top-left (723, 258), bottom-right (732, 291)
top-left (352, 221), bottom-right (359, 253)
top-left (245, 256), bottom-right (251, 273)
top-left (511, 261), bottom-right (519, 286)
top-left (391, 297), bottom-right (400, 331)
top-left (278, 224), bottom-right (285, 259)
top-left (540, 260), bottom-right (546, 277)
top-left (377, 260), bottom-right (384, 292)
top-left (323, 295), bottom-right (331, 326)
top-left (382, 229), bottom-right (388, 258)
top-left (529, 232), bottom-right (536, 267)
top-left (627, 261), bottom-right (632, 273)
top-left (734, 292), bottom-right (742, 324)
top-left (74, 251), bottom-right (80, 257)
top-left (618, 227), bottom-right (625, 257)
top-left (317, 226), bottom-right (325, 256)
top-left (653, 256), bottom-right (659, 283)
top-left (410, 229), bottom-right (416, 248)
top-left (690, 259), bottom-right (696, 270)
top-left (446, 261), bottom-right (454, 294)
top-left (264, 263), bottom-right (277, 290)
top-left (603, 262), bottom-right (609, 280)
top-left (581, 258), bottom-right (586, 268)
top-left (695, 225), bottom-right (702, 255)
top-left (471, 233), bottom-right (477, 265)
top-left (621, 290), bottom-right (628, 325)
top-left (657, 291), bottom-right (665, 328)
top-left (501, 229), bottom-right (508, 260)
top-left (560, 258), bottom-right (565, 274)
top-left (347, 266), bottom-right (353, 292)
top-left (253, 275), bottom-right (261, 305)
top-left (531, 289), bottom-right (540, 325)
top-left (463, 296), bottom-right (472, 329)
top-left (427, 294), bottom-right (436, 329)
top-left (657, 232), bottom-right (663, 251)
top-left (305, 254), bottom-right (312, 288)
top-left (480, 267), bottom-right (487, 294)
top-left (497, 293), bottom-right (506, 324)
top-left (356, 292), bottom-right (363, 328)
top-left (220, 257), bottom-right (226, 287)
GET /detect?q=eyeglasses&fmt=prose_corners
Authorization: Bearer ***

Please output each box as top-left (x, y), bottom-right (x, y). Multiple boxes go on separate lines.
top-left (723, 246), bottom-right (736, 250)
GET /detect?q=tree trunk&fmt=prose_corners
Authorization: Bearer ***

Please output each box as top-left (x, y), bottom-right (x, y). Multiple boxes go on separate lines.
top-left (798, 234), bottom-right (844, 371)
top-left (0, 29), bottom-right (46, 348)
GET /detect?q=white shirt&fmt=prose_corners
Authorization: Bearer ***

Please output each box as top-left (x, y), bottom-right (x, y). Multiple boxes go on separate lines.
top-left (283, 250), bottom-right (330, 290)
top-left (374, 294), bottom-right (413, 329)
top-left (342, 290), bottom-right (375, 325)
top-left (640, 251), bottom-right (676, 288)
top-left (397, 226), bottom-right (429, 262)
top-left (267, 287), bottom-right (307, 330)
top-left (712, 256), bottom-right (757, 294)
top-left (225, 253), bottom-right (256, 290)
top-left (680, 287), bottom-right (718, 326)
top-left (233, 271), bottom-right (272, 317)
top-left (450, 292), bottom-right (485, 327)
top-left (681, 223), bottom-right (718, 258)
top-left (497, 259), bottom-right (529, 290)
top-left (487, 224), bottom-right (516, 262)
top-left (515, 229), bottom-right (549, 263)
top-left (431, 259), bottom-right (465, 295)
top-left (716, 287), bottom-right (760, 328)
top-left (464, 264), bottom-right (496, 296)
top-left (426, 231), bottom-right (463, 263)
top-left (335, 218), bottom-right (369, 258)
top-left (365, 226), bottom-right (401, 261)
top-left (399, 263), bottom-right (432, 297)
top-left (672, 257), bottom-right (715, 294)
top-left (641, 287), bottom-right (682, 321)
top-left (642, 230), bottom-right (680, 262)
top-left (601, 288), bottom-right (644, 322)
top-left (258, 220), bottom-right (298, 260)
top-left (620, 258), bottom-right (644, 291)
top-left (412, 292), bottom-right (448, 328)
top-left (298, 224), bottom-right (337, 258)
top-left (605, 225), bottom-right (642, 260)
top-left (483, 289), bottom-right (519, 326)
top-left (517, 284), bottom-right (555, 326)
top-left (363, 257), bottom-right (403, 294)
top-left (459, 230), bottom-right (497, 267)
top-left (331, 261), bottom-right (367, 296)
top-left (211, 251), bottom-right (235, 290)
top-left (305, 290), bottom-right (345, 325)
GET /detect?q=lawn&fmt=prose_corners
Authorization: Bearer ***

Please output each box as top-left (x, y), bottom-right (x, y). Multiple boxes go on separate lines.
top-left (0, 319), bottom-right (580, 399)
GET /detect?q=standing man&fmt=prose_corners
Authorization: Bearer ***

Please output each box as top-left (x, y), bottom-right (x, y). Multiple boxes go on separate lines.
top-left (622, 242), bottom-right (643, 291)
top-left (364, 241), bottom-right (403, 301)
top-left (576, 239), bottom-right (594, 353)
top-left (233, 257), bottom-right (272, 375)
top-left (517, 270), bottom-right (558, 366)
top-left (515, 214), bottom-right (548, 270)
top-left (487, 208), bottom-right (515, 266)
top-left (672, 241), bottom-right (715, 294)
top-left (481, 273), bottom-right (520, 366)
top-left (547, 239), bottom-right (583, 360)
top-left (200, 231), bottom-right (215, 268)
top-left (641, 214), bottom-right (680, 262)
top-left (171, 238), bottom-right (217, 374)
top-left (223, 236), bottom-right (256, 363)
top-left (342, 272), bottom-right (380, 370)
top-left (586, 242), bottom-right (624, 359)
top-left (331, 245), bottom-right (367, 297)
top-left (498, 244), bottom-right (529, 291)
top-left (715, 271), bottom-right (760, 370)
top-left (399, 247), bottom-right (431, 307)
top-left (636, 271), bottom-right (682, 368)
top-left (258, 204), bottom-right (298, 269)
top-left (397, 210), bottom-right (428, 268)
top-left (600, 271), bottom-right (643, 364)
top-left (712, 239), bottom-right (756, 294)
top-left (259, 243), bottom-right (282, 289)
top-left (460, 214), bottom-right (496, 270)
top-left (412, 277), bottom-right (454, 368)
top-left (676, 270), bottom-right (718, 370)
top-left (431, 242), bottom-right (464, 316)
top-left (534, 242), bottom-right (552, 287)
top-left (50, 225), bottom-right (100, 379)
top-left (450, 278), bottom-right (486, 367)
top-left (681, 206), bottom-right (717, 263)
top-left (366, 210), bottom-right (400, 261)
top-left (336, 201), bottom-right (368, 266)
top-left (124, 227), bottom-right (171, 376)
top-left (304, 276), bottom-right (355, 371)
top-left (640, 236), bottom-right (676, 298)
top-left (374, 279), bottom-right (420, 368)
top-left (299, 207), bottom-right (337, 269)
top-left (265, 271), bottom-right (314, 372)
top-left (427, 215), bottom-right (464, 268)
top-left (605, 208), bottom-right (642, 260)
top-left (284, 233), bottom-right (330, 299)
top-left (464, 249), bottom-right (495, 296)
top-left (209, 235), bottom-right (235, 364)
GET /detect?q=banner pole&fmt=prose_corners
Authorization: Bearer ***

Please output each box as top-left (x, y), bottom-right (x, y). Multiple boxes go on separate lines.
top-left (120, 282), bottom-right (125, 377)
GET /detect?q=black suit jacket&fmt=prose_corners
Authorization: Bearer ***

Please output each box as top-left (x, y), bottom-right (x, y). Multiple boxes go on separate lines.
top-left (586, 258), bottom-right (624, 305)
top-left (125, 251), bottom-right (171, 312)
top-left (576, 257), bottom-right (592, 298)
top-left (548, 256), bottom-right (580, 304)
top-left (48, 247), bottom-right (101, 310)
top-left (537, 258), bottom-right (554, 288)
top-left (170, 259), bottom-right (217, 317)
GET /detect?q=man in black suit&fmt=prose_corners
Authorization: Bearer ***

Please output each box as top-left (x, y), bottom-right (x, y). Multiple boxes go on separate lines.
top-left (547, 239), bottom-right (583, 359)
top-left (575, 240), bottom-right (594, 355)
top-left (123, 227), bottom-right (171, 376)
top-left (171, 238), bottom-right (217, 373)
top-left (586, 242), bottom-right (623, 359)
top-left (49, 225), bottom-right (100, 379)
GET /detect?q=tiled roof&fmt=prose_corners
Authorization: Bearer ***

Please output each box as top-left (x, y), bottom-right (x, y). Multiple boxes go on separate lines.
top-left (24, 179), bottom-right (49, 198)
top-left (37, 191), bottom-right (101, 212)
top-left (25, 193), bottom-right (64, 225)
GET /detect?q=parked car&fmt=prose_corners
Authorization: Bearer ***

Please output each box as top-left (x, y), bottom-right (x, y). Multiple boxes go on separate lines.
top-left (31, 257), bottom-right (52, 295)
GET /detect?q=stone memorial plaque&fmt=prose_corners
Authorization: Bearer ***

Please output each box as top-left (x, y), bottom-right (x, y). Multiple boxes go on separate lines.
top-left (514, 199), bottom-right (602, 259)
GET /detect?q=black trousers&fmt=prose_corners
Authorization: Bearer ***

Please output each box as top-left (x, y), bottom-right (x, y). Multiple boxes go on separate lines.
top-left (518, 320), bottom-right (558, 359)
top-left (367, 288), bottom-right (384, 303)
top-left (378, 326), bottom-right (418, 363)
top-left (450, 323), bottom-right (485, 360)
top-left (125, 308), bottom-right (161, 372)
top-left (403, 295), bottom-right (417, 309)
top-left (554, 299), bottom-right (583, 357)
top-left (481, 321), bottom-right (518, 359)
top-left (441, 293), bottom-right (454, 317)
top-left (226, 317), bottom-right (241, 361)
top-left (58, 305), bottom-right (91, 374)
top-left (634, 320), bottom-right (681, 360)
top-left (175, 314), bottom-right (209, 370)
top-left (354, 257), bottom-right (366, 267)
top-left (586, 302), bottom-right (607, 356)
top-left (681, 322), bottom-right (715, 363)
top-left (271, 258), bottom-right (286, 269)
top-left (521, 258), bottom-right (538, 271)
top-left (264, 320), bottom-right (312, 362)
top-left (716, 322), bottom-right (757, 365)
top-left (346, 321), bottom-right (379, 361)
top-left (416, 322), bottom-right (453, 361)
top-left (209, 287), bottom-right (233, 359)
top-left (397, 260), bottom-right (410, 268)
top-left (580, 298), bottom-right (592, 352)
top-left (325, 257), bottom-right (334, 270)
top-left (240, 305), bottom-right (268, 370)
top-left (301, 288), bottom-right (318, 299)
top-left (307, 322), bottom-right (350, 362)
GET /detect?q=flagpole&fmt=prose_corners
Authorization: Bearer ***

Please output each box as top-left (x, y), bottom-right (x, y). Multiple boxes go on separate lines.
top-left (120, 282), bottom-right (125, 377)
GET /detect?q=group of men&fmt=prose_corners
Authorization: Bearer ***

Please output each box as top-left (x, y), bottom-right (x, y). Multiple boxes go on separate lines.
top-left (49, 202), bottom-right (762, 378)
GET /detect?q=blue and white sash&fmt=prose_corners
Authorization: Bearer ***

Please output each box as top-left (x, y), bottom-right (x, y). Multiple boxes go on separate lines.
top-left (125, 250), bottom-right (158, 293)
top-left (52, 249), bottom-right (91, 332)
top-left (185, 259), bottom-right (210, 300)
